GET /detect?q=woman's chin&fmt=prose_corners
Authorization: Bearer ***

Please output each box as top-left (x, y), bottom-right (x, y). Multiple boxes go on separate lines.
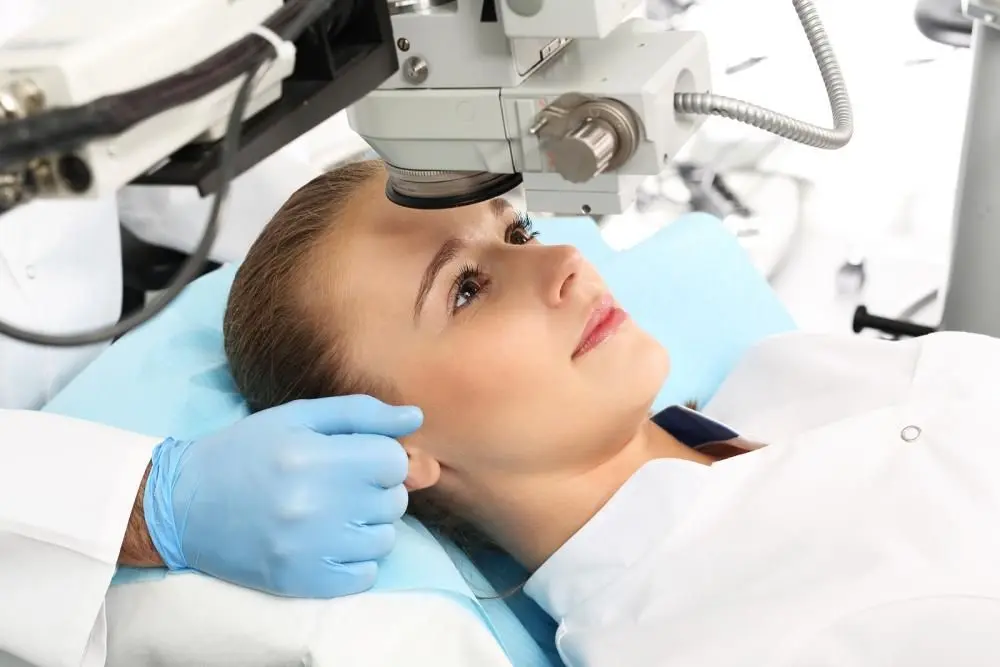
top-left (635, 332), bottom-right (671, 392)
top-left (583, 325), bottom-right (670, 420)
top-left (611, 333), bottom-right (671, 418)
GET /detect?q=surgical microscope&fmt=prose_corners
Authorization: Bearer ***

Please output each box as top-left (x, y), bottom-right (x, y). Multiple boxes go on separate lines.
top-left (0, 0), bottom-right (852, 347)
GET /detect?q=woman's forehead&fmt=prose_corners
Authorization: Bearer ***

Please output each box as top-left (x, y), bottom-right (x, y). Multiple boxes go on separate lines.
top-left (328, 185), bottom-right (507, 290)
top-left (352, 184), bottom-right (506, 249)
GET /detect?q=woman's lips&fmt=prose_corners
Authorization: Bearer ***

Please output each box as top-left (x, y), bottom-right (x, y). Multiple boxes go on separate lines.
top-left (573, 295), bottom-right (628, 360)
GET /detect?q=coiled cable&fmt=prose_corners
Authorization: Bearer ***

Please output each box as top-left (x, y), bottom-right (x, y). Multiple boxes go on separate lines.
top-left (674, 0), bottom-right (854, 149)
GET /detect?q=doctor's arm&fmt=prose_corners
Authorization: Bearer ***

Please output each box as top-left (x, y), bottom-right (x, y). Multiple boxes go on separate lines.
top-left (118, 463), bottom-right (163, 567)
top-left (0, 409), bottom-right (160, 667)
top-left (0, 396), bottom-right (422, 667)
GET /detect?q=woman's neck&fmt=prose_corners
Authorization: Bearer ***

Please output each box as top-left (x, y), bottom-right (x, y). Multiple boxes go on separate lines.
top-left (471, 420), bottom-right (715, 572)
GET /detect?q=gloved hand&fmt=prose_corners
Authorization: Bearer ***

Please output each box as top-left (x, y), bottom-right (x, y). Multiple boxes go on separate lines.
top-left (142, 395), bottom-right (422, 598)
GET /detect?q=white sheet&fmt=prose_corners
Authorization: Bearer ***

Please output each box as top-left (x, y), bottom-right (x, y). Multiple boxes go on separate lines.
top-left (105, 574), bottom-right (513, 667)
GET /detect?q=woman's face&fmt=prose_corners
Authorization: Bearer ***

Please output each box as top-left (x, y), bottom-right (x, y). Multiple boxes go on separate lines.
top-left (325, 174), bottom-right (669, 486)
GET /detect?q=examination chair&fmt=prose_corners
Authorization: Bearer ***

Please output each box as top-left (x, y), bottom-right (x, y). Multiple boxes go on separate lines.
top-left (45, 214), bottom-right (796, 667)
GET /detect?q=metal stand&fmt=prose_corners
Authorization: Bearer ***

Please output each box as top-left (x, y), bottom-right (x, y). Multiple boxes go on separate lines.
top-left (940, 15), bottom-right (1000, 335)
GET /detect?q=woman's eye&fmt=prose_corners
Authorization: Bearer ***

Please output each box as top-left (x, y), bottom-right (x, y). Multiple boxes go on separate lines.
top-left (506, 215), bottom-right (538, 245)
top-left (509, 227), bottom-right (533, 245)
top-left (454, 275), bottom-right (484, 310)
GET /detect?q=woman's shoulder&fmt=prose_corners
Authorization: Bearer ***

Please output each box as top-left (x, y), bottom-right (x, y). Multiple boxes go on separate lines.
top-left (720, 330), bottom-right (924, 396)
top-left (702, 332), bottom-right (923, 438)
top-left (908, 331), bottom-right (1000, 399)
top-left (705, 330), bottom-right (1000, 439)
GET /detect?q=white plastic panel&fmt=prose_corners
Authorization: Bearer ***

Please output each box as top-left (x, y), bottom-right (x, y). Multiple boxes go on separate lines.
top-left (382, 3), bottom-right (571, 90)
top-left (348, 88), bottom-right (515, 173)
top-left (503, 20), bottom-right (711, 212)
top-left (522, 173), bottom-right (646, 215)
top-left (499, 0), bottom-right (643, 38)
top-left (0, 0), bottom-right (289, 197)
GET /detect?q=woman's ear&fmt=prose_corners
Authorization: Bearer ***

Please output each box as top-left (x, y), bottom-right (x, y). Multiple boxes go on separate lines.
top-left (403, 445), bottom-right (441, 491)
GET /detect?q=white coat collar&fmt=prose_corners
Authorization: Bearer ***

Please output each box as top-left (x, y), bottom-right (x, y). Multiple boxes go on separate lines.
top-left (524, 408), bottom-right (739, 621)
top-left (524, 458), bottom-right (713, 621)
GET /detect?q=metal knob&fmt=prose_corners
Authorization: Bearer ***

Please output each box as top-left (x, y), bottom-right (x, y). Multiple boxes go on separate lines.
top-left (547, 118), bottom-right (618, 183)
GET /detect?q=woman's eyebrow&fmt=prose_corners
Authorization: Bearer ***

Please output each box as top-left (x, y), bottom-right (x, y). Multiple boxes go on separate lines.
top-left (413, 237), bottom-right (463, 323)
top-left (412, 198), bottom-right (514, 323)
top-left (490, 198), bottom-right (513, 219)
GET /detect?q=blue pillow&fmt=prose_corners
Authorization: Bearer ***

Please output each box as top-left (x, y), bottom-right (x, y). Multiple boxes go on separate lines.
top-left (44, 212), bottom-right (794, 666)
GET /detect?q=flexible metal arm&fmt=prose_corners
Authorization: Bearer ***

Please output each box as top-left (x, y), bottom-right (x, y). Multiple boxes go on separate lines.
top-left (675, 0), bottom-right (853, 149)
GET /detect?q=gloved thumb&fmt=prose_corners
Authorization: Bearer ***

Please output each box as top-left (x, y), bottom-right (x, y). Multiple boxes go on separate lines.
top-left (282, 395), bottom-right (423, 437)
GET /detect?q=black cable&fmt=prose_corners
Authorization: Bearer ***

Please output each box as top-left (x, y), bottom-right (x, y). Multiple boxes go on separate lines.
top-left (0, 0), bottom-right (331, 169)
top-left (0, 0), bottom-right (337, 347)
top-left (0, 60), bottom-right (266, 346)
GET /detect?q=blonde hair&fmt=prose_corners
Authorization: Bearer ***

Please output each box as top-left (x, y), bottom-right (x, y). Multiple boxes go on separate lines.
top-left (225, 159), bottom-right (387, 411)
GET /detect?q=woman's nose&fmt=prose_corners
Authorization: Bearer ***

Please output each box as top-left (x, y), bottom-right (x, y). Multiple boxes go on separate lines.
top-left (541, 244), bottom-right (584, 307)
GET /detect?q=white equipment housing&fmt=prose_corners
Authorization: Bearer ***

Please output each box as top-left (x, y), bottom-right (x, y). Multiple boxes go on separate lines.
top-left (0, 0), bottom-right (296, 198)
top-left (350, 0), bottom-right (711, 215)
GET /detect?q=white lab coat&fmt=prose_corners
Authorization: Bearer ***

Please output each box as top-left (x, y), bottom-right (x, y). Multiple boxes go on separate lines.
top-left (0, 198), bottom-right (123, 409)
top-left (0, 156), bottom-right (323, 667)
top-left (0, 196), bottom-right (133, 667)
top-left (0, 5), bottom-right (158, 663)
top-left (525, 330), bottom-right (1000, 667)
top-left (0, 410), bottom-right (160, 667)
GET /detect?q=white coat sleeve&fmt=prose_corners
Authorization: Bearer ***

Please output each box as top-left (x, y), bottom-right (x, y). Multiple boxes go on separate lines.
top-left (0, 409), bottom-right (160, 667)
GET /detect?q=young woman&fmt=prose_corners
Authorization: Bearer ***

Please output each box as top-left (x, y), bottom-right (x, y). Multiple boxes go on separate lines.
top-left (224, 160), bottom-right (1000, 667)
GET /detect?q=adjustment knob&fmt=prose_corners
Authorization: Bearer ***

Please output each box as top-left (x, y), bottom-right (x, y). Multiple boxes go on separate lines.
top-left (547, 118), bottom-right (618, 183)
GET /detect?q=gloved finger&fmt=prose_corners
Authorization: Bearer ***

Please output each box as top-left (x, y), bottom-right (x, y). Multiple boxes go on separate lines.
top-left (316, 434), bottom-right (409, 488)
top-left (294, 560), bottom-right (379, 599)
top-left (279, 396), bottom-right (423, 437)
top-left (331, 523), bottom-right (397, 564)
top-left (356, 484), bottom-right (409, 525)
top-left (366, 437), bottom-right (410, 488)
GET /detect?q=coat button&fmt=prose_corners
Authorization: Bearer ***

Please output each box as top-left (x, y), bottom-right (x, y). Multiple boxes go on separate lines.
top-left (900, 425), bottom-right (922, 442)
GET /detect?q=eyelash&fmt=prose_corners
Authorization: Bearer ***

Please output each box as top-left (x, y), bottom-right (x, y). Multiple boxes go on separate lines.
top-left (448, 213), bottom-right (539, 314)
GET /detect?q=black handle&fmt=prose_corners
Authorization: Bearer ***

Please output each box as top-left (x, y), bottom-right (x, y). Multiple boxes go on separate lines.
top-left (852, 306), bottom-right (937, 338)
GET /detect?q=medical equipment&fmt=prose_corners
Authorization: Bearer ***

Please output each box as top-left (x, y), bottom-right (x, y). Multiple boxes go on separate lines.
top-left (852, 305), bottom-right (936, 339)
top-left (43, 212), bottom-right (795, 666)
top-left (0, 0), bottom-right (849, 347)
top-left (0, 0), bottom-right (850, 212)
top-left (937, 0), bottom-right (1000, 337)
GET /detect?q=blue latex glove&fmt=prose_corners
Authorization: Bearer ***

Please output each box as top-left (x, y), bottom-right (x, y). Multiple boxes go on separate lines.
top-left (143, 395), bottom-right (423, 598)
